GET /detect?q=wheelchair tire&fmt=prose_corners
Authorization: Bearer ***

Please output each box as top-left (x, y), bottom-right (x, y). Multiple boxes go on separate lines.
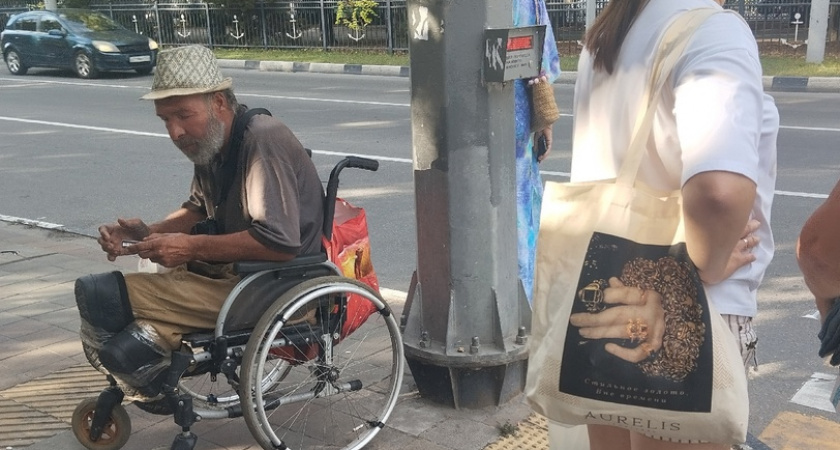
top-left (240, 276), bottom-right (404, 450)
top-left (72, 397), bottom-right (131, 450)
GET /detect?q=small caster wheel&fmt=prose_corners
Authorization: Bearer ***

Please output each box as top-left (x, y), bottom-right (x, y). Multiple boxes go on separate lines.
top-left (72, 397), bottom-right (131, 450)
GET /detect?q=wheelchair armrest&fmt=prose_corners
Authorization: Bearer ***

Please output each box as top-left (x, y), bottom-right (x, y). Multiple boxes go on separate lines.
top-left (233, 253), bottom-right (328, 275)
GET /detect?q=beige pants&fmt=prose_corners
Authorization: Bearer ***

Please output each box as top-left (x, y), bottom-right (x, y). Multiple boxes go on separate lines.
top-left (124, 264), bottom-right (240, 350)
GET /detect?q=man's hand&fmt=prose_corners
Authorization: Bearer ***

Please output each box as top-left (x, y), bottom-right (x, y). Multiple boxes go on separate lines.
top-left (133, 233), bottom-right (195, 268)
top-left (98, 218), bottom-right (150, 261)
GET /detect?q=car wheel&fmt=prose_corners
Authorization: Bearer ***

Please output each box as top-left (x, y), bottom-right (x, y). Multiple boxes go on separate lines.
top-left (4, 49), bottom-right (28, 75)
top-left (74, 51), bottom-right (98, 79)
top-left (134, 67), bottom-right (153, 75)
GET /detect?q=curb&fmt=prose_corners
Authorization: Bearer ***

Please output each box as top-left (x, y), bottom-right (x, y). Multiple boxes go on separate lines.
top-left (216, 58), bottom-right (410, 77)
top-left (217, 59), bottom-right (840, 93)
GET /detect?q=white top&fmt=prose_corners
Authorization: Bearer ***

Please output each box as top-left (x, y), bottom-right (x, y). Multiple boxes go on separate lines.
top-left (571, 0), bottom-right (778, 317)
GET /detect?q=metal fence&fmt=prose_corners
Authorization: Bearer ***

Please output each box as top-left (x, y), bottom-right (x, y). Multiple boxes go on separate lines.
top-left (87, 1), bottom-right (409, 52)
top-left (2, 0), bottom-right (838, 54)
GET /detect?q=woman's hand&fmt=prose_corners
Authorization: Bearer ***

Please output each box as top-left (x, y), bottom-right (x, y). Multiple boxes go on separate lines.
top-left (534, 127), bottom-right (553, 163)
top-left (570, 277), bottom-right (666, 363)
top-left (529, 74), bottom-right (553, 163)
top-left (701, 219), bottom-right (760, 285)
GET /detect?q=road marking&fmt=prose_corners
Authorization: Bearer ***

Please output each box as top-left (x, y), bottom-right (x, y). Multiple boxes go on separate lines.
top-left (0, 77), bottom-right (139, 89)
top-left (0, 116), bottom-right (833, 199)
top-left (781, 125), bottom-right (840, 132)
top-left (791, 372), bottom-right (838, 413)
top-left (239, 93), bottom-right (409, 107)
top-left (0, 115), bottom-right (165, 137)
top-left (759, 411), bottom-right (840, 449)
top-left (3, 77), bottom-right (838, 133)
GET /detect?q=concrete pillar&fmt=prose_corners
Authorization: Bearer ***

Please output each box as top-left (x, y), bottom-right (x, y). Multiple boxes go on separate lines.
top-left (402, 0), bottom-right (532, 409)
top-left (807, 0), bottom-right (830, 63)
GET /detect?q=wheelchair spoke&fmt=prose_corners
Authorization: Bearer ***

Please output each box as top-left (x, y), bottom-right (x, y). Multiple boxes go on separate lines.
top-left (241, 277), bottom-right (404, 450)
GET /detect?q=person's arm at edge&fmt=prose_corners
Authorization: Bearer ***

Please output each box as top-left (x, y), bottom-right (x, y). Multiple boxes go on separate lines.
top-left (683, 170), bottom-right (756, 285)
top-left (797, 179), bottom-right (840, 320)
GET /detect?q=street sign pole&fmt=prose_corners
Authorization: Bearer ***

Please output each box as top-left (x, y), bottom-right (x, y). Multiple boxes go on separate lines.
top-left (402, 0), bottom-right (532, 409)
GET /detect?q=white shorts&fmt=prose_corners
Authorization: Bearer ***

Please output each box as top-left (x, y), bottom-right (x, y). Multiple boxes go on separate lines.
top-left (722, 314), bottom-right (758, 374)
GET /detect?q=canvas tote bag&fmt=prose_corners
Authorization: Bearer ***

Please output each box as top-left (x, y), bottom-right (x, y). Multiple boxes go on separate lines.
top-left (526, 8), bottom-right (749, 445)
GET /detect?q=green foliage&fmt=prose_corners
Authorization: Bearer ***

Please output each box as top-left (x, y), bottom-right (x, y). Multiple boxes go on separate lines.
top-left (224, 0), bottom-right (257, 13)
top-left (498, 420), bottom-right (519, 438)
top-left (335, 0), bottom-right (378, 32)
top-left (59, 0), bottom-right (91, 8)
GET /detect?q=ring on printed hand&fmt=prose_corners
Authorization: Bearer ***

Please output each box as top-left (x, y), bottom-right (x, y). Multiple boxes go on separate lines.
top-left (578, 279), bottom-right (608, 313)
top-left (627, 318), bottom-right (648, 342)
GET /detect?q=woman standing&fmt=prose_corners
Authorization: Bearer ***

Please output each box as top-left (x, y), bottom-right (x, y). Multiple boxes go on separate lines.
top-left (514, 0), bottom-right (561, 303)
top-left (568, 0), bottom-right (778, 448)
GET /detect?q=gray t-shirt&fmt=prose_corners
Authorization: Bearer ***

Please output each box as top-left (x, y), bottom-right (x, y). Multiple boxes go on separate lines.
top-left (182, 113), bottom-right (325, 256)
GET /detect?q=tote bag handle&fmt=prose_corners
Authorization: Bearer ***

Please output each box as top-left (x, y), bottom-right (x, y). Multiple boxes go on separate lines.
top-left (616, 7), bottom-right (722, 186)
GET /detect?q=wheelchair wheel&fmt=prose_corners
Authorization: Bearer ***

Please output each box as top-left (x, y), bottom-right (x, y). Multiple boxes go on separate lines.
top-left (240, 276), bottom-right (404, 450)
top-left (72, 397), bottom-right (131, 450)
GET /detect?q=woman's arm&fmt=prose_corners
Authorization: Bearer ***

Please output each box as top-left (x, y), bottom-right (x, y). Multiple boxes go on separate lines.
top-left (682, 170), bottom-right (756, 285)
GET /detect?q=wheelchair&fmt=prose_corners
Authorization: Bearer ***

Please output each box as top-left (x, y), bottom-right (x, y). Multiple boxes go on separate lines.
top-left (71, 156), bottom-right (405, 450)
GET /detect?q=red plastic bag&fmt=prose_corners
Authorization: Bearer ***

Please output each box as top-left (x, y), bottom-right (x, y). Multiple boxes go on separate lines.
top-left (322, 198), bottom-right (380, 337)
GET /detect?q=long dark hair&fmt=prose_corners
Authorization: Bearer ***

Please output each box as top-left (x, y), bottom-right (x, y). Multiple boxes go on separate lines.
top-left (583, 0), bottom-right (651, 74)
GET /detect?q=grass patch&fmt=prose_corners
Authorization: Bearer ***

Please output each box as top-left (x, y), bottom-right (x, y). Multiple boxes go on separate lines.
top-left (212, 47), bottom-right (840, 77)
top-left (213, 48), bottom-right (408, 66)
top-left (761, 56), bottom-right (840, 77)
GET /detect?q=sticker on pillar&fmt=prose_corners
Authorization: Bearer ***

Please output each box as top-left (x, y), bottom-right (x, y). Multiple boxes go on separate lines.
top-left (483, 25), bottom-right (545, 83)
top-left (412, 5), bottom-right (429, 40)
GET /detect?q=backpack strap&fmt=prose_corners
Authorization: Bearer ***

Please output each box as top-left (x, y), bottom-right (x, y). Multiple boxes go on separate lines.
top-left (208, 107), bottom-right (272, 218)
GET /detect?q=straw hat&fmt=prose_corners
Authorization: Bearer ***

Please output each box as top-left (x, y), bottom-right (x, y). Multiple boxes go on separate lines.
top-left (141, 45), bottom-right (232, 100)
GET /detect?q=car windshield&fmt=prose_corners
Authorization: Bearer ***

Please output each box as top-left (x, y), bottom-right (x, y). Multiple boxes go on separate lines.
top-left (58, 11), bottom-right (124, 32)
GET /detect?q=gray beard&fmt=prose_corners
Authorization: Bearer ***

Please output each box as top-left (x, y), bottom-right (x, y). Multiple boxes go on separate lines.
top-left (177, 115), bottom-right (225, 166)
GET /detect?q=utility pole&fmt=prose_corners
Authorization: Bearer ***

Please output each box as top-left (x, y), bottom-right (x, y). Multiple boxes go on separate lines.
top-left (806, 0), bottom-right (830, 63)
top-left (44, 0), bottom-right (58, 10)
top-left (402, 0), bottom-right (532, 409)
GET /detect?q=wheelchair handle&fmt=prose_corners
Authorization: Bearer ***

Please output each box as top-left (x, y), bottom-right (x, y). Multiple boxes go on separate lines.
top-left (323, 156), bottom-right (380, 240)
top-left (345, 156), bottom-right (379, 172)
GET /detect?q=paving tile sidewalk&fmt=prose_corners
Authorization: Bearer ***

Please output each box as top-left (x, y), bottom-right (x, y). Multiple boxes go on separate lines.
top-left (0, 220), bottom-right (539, 450)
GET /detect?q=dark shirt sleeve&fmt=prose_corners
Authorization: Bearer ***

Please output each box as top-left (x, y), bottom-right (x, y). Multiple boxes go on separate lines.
top-left (240, 117), bottom-right (309, 254)
top-left (181, 175), bottom-right (208, 215)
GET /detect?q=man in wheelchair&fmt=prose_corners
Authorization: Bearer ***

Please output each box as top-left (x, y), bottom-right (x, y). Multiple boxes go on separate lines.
top-left (74, 44), bottom-right (325, 401)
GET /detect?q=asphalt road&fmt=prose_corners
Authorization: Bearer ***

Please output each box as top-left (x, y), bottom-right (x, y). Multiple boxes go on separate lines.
top-left (2, 66), bottom-right (840, 448)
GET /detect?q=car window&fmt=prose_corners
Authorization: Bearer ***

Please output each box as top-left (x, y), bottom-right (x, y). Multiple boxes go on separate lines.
top-left (39, 18), bottom-right (62, 33)
top-left (17, 17), bottom-right (37, 32)
top-left (58, 11), bottom-right (123, 33)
